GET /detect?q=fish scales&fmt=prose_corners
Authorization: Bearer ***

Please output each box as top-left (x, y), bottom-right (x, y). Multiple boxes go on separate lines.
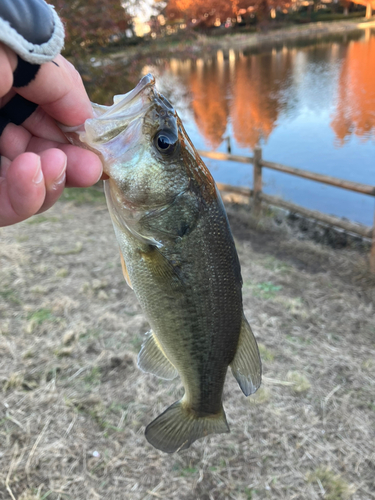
top-left (67, 74), bottom-right (262, 453)
top-left (117, 190), bottom-right (243, 415)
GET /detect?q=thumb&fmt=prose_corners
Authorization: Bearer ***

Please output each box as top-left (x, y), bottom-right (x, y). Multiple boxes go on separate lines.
top-left (0, 152), bottom-right (46, 226)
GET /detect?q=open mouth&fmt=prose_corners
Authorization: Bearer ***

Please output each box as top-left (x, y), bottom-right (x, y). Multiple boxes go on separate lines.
top-left (99, 73), bottom-right (156, 120)
top-left (84, 73), bottom-right (157, 148)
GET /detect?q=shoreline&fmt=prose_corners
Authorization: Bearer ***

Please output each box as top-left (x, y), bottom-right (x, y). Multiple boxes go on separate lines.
top-left (104, 18), bottom-right (375, 62)
top-left (205, 18), bottom-right (375, 52)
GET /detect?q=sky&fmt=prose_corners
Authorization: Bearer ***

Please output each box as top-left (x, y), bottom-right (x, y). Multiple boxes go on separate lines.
top-left (124, 0), bottom-right (165, 22)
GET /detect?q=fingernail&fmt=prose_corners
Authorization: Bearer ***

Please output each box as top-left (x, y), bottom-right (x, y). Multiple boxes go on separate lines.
top-left (52, 157), bottom-right (67, 191)
top-left (95, 163), bottom-right (104, 184)
top-left (32, 158), bottom-right (43, 184)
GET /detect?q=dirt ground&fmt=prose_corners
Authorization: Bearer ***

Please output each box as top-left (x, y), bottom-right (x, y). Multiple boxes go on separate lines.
top-left (0, 187), bottom-right (374, 500)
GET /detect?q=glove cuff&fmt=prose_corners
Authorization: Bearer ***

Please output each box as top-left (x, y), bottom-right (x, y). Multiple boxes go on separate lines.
top-left (0, 1), bottom-right (65, 64)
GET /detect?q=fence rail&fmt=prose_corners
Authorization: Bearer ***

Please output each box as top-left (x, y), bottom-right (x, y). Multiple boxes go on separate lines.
top-left (198, 146), bottom-right (375, 272)
top-left (260, 159), bottom-right (375, 196)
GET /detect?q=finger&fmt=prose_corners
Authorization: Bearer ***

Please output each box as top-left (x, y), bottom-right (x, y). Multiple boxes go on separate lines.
top-left (36, 148), bottom-right (67, 214)
top-left (55, 144), bottom-right (103, 188)
top-left (22, 107), bottom-right (68, 143)
top-left (0, 152), bottom-right (45, 226)
top-left (28, 136), bottom-right (103, 187)
top-left (61, 144), bottom-right (102, 187)
top-left (0, 44), bottom-right (17, 99)
top-left (0, 125), bottom-right (103, 187)
top-left (0, 122), bottom-right (32, 160)
top-left (0, 155), bottom-right (11, 177)
top-left (0, 88), bottom-right (16, 109)
top-left (0, 115), bottom-right (67, 161)
top-left (16, 55), bottom-right (93, 126)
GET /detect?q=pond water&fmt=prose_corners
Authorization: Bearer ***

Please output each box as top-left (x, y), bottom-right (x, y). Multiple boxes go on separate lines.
top-left (137, 28), bottom-right (375, 227)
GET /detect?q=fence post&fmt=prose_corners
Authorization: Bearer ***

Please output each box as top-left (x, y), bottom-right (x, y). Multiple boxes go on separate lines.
top-left (226, 136), bottom-right (231, 154)
top-left (370, 208), bottom-right (375, 273)
top-left (253, 145), bottom-right (262, 217)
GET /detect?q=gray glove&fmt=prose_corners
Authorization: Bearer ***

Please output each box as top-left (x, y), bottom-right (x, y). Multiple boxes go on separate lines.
top-left (0, 0), bottom-right (64, 64)
top-left (0, 0), bottom-right (65, 135)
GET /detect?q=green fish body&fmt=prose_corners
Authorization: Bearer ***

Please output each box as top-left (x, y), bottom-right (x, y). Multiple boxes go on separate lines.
top-left (70, 74), bottom-right (261, 453)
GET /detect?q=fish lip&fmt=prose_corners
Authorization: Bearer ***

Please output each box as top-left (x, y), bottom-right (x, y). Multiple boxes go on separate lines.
top-left (101, 73), bottom-right (156, 119)
top-left (137, 73), bottom-right (155, 92)
top-left (121, 72), bottom-right (155, 104)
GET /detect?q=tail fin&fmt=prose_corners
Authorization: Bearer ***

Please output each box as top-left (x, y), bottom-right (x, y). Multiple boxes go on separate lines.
top-left (145, 400), bottom-right (230, 453)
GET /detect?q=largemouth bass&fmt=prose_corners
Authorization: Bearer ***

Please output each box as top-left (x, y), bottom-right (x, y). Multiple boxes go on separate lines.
top-left (67, 74), bottom-right (261, 453)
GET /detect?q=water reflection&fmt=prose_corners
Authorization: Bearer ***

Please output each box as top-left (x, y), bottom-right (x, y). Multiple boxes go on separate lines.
top-left (189, 56), bottom-right (230, 147)
top-left (331, 31), bottom-right (375, 144)
top-left (147, 29), bottom-right (375, 150)
top-left (139, 29), bottom-right (375, 225)
top-left (231, 50), bottom-right (293, 148)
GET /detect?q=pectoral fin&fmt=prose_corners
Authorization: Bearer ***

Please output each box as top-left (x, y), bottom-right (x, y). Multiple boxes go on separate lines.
top-left (138, 331), bottom-right (178, 380)
top-left (119, 250), bottom-right (132, 289)
top-left (230, 315), bottom-right (262, 396)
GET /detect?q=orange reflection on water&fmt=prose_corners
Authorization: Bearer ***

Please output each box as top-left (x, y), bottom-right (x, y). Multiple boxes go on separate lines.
top-left (331, 31), bottom-right (375, 144)
top-left (189, 56), bottom-right (230, 148)
top-left (166, 31), bottom-right (375, 150)
top-left (182, 49), bottom-right (294, 149)
top-left (231, 51), bottom-right (292, 148)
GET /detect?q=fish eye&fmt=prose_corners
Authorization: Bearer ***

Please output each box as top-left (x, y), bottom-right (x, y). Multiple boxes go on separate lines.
top-left (154, 131), bottom-right (178, 155)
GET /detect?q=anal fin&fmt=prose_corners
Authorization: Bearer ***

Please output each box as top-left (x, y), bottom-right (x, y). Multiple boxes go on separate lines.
top-left (230, 315), bottom-right (262, 396)
top-left (138, 330), bottom-right (178, 380)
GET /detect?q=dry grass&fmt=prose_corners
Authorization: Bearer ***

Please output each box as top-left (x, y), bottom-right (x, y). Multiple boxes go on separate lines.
top-left (0, 192), bottom-right (374, 500)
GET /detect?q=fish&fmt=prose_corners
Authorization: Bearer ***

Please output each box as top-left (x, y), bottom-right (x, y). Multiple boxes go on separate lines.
top-left (67, 74), bottom-right (261, 453)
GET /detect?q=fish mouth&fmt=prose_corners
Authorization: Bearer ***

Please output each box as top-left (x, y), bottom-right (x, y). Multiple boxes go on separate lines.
top-left (96, 73), bottom-right (175, 126)
top-left (77, 74), bottom-right (160, 177)
top-left (74, 73), bottom-right (177, 179)
top-left (98, 73), bottom-right (156, 120)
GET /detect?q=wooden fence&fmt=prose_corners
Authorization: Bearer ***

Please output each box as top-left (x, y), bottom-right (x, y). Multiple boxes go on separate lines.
top-left (198, 146), bottom-right (375, 272)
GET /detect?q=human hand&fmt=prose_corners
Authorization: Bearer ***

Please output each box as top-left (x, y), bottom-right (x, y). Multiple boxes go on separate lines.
top-left (0, 44), bottom-right (103, 226)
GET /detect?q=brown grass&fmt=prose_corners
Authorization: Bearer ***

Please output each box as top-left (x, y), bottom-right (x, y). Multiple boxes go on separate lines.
top-left (0, 192), bottom-right (374, 500)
